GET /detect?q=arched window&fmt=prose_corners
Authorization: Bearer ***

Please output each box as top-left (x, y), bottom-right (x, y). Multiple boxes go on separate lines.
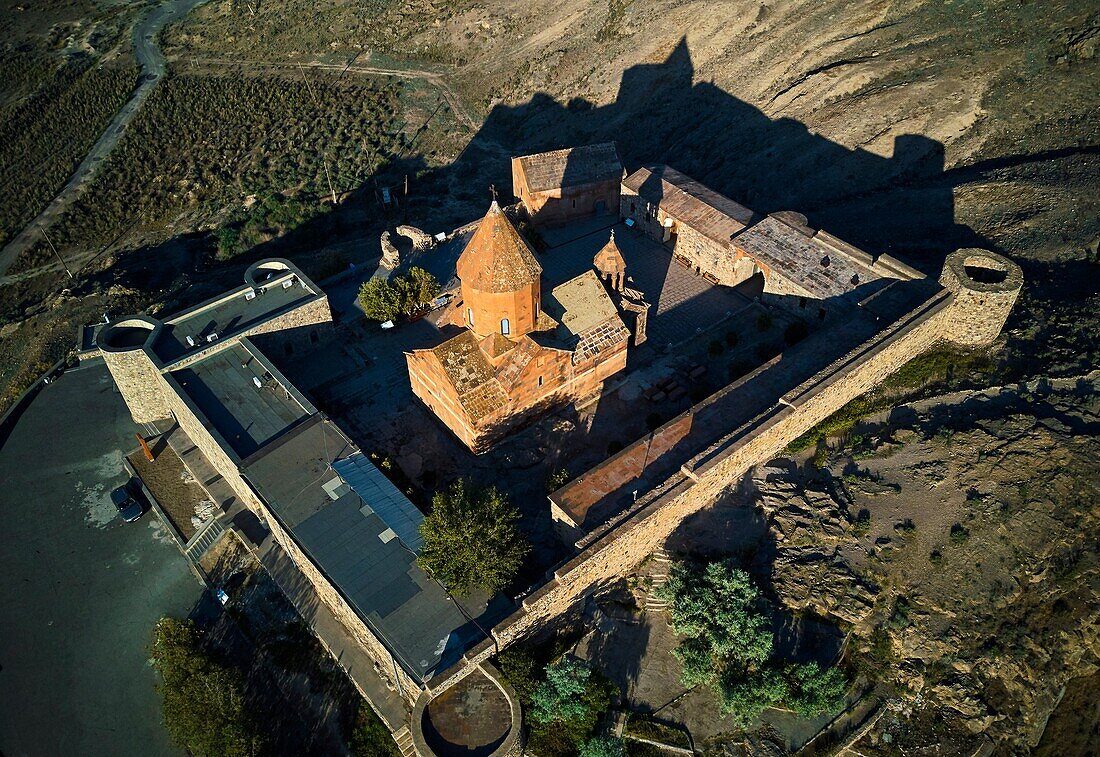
top-left (501, 318), bottom-right (510, 336)
top-left (467, 308), bottom-right (474, 327)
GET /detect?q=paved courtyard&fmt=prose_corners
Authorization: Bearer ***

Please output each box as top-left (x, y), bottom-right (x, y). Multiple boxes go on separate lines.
top-left (0, 360), bottom-right (202, 756)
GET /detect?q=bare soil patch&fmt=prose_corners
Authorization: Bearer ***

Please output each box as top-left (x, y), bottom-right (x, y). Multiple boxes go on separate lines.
top-left (129, 440), bottom-right (209, 540)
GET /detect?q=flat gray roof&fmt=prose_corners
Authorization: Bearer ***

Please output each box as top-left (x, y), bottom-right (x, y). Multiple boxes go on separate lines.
top-left (154, 273), bottom-right (318, 363)
top-left (542, 270), bottom-right (621, 342)
top-left (242, 417), bottom-right (497, 684)
top-left (170, 340), bottom-right (314, 458)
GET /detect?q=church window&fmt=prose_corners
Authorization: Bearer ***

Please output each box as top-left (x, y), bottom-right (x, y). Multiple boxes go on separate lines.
top-left (538, 376), bottom-right (544, 387)
top-left (467, 308), bottom-right (474, 327)
top-left (501, 318), bottom-right (510, 335)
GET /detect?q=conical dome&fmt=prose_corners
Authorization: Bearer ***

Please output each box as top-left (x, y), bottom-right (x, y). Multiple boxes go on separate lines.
top-left (456, 202), bottom-right (543, 338)
top-left (456, 202), bottom-right (542, 293)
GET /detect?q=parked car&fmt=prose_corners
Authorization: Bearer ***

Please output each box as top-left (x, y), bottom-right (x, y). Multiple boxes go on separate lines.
top-left (111, 481), bottom-right (146, 523)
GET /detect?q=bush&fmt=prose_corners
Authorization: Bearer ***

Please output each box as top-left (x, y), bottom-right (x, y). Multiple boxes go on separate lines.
top-left (348, 700), bottom-right (398, 756)
top-left (417, 480), bottom-right (529, 596)
top-left (531, 658), bottom-right (592, 724)
top-left (581, 736), bottom-right (625, 757)
top-left (150, 618), bottom-right (265, 756)
top-left (851, 508), bottom-right (871, 535)
top-left (357, 267), bottom-right (441, 321)
top-left (497, 648), bottom-right (539, 705)
top-left (950, 523), bottom-right (970, 544)
top-left (546, 468), bottom-right (571, 493)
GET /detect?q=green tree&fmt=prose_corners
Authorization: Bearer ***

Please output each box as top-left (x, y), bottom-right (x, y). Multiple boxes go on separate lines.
top-left (358, 277), bottom-right (402, 322)
top-left (404, 266), bottom-right (440, 308)
top-left (417, 480), bottom-right (528, 596)
top-left (532, 657), bottom-right (591, 724)
top-left (580, 735), bottom-right (624, 757)
top-left (656, 559), bottom-right (773, 686)
top-left (784, 662), bottom-right (847, 718)
top-left (718, 668), bottom-right (789, 726)
top-left (215, 227), bottom-right (241, 260)
top-left (150, 618), bottom-right (264, 757)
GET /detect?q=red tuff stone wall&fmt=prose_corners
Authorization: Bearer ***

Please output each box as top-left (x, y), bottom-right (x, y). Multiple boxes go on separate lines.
top-left (462, 284), bottom-right (540, 338)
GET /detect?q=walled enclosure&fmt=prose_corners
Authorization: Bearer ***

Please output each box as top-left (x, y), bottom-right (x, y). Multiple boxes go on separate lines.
top-left (424, 249), bottom-right (1022, 696)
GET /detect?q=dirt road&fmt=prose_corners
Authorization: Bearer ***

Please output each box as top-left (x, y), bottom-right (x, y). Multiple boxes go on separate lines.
top-left (0, 0), bottom-right (211, 278)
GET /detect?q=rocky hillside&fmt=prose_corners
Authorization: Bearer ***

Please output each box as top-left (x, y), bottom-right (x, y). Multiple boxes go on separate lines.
top-left (749, 375), bottom-right (1099, 752)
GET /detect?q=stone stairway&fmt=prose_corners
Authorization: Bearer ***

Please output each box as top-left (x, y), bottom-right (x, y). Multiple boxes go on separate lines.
top-left (393, 725), bottom-right (416, 757)
top-left (646, 547), bottom-right (672, 612)
top-left (185, 517), bottom-right (225, 562)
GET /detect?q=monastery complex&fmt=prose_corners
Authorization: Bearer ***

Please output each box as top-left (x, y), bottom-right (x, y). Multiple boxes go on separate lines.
top-left (94, 141), bottom-right (1022, 756)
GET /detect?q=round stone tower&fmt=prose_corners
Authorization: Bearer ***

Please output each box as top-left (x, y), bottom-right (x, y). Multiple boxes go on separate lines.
top-left (938, 248), bottom-right (1023, 347)
top-left (456, 201), bottom-right (542, 338)
top-left (97, 315), bottom-right (172, 423)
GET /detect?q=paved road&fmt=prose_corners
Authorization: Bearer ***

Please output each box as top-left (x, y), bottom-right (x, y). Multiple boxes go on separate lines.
top-left (0, 360), bottom-right (202, 756)
top-left (0, 0), bottom-right (210, 277)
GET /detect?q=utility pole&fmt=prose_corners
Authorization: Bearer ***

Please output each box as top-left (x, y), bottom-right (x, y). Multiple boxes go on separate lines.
top-left (40, 226), bottom-right (73, 280)
top-left (322, 156), bottom-right (338, 205)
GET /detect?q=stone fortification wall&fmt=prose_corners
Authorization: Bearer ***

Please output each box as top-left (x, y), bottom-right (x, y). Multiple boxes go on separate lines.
top-left (486, 285), bottom-right (968, 651)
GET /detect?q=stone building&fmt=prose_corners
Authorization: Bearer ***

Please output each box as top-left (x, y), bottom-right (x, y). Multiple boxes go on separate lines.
top-left (512, 142), bottom-right (623, 227)
top-left (406, 202), bottom-right (631, 452)
top-left (96, 259), bottom-right (508, 729)
top-left (620, 165), bottom-right (924, 318)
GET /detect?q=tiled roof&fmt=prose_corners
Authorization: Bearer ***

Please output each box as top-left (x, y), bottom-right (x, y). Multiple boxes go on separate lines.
top-left (432, 331), bottom-right (496, 395)
top-left (623, 165), bottom-right (754, 246)
top-left (731, 215), bottom-right (882, 300)
top-left (456, 202), bottom-right (542, 293)
top-left (514, 142), bottom-right (622, 193)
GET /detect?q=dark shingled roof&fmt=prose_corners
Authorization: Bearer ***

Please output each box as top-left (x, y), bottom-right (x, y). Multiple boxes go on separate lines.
top-left (514, 142), bottom-right (622, 193)
top-left (732, 216), bottom-right (882, 299)
top-left (623, 166), bottom-right (755, 247)
top-left (456, 202), bottom-right (542, 293)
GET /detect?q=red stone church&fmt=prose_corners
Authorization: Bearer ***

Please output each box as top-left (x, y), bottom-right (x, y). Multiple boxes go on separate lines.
top-left (406, 201), bottom-right (630, 452)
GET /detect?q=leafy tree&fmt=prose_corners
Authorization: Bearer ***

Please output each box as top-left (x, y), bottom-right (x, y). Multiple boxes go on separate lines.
top-left (580, 735), bottom-right (625, 757)
top-left (404, 266), bottom-right (440, 309)
top-left (718, 668), bottom-right (789, 726)
top-left (150, 618), bottom-right (264, 757)
top-left (656, 559), bottom-right (773, 686)
top-left (417, 480), bottom-right (528, 596)
top-left (497, 648), bottom-right (539, 705)
top-left (531, 657), bottom-right (591, 724)
top-left (657, 559), bottom-right (849, 727)
top-left (216, 227), bottom-right (241, 260)
top-left (528, 657), bottom-right (616, 757)
top-left (784, 662), bottom-right (847, 718)
top-left (358, 277), bottom-right (402, 322)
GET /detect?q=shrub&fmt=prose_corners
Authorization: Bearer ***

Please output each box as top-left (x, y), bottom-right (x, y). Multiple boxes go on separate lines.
top-left (580, 735), bottom-right (625, 757)
top-left (531, 657), bottom-right (591, 724)
top-left (851, 509), bottom-right (871, 535)
top-left (348, 700), bottom-right (398, 756)
top-left (497, 648), bottom-right (539, 705)
top-left (950, 523), bottom-right (970, 544)
top-left (357, 268), bottom-right (440, 321)
top-left (546, 468), bottom-right (571, 493)
top-left (528, 658), bottom-right (615, 756)
top-left (417, 480), bottom-right (529, 596)
top-left (784, 661), bottom-right (847, 718)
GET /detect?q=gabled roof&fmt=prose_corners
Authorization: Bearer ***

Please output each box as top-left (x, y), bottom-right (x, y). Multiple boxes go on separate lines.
top-left (456, 202), bottom-right (542, 293)
top-left (731, 215), bottom-right (883, 300)
top-left (623, 165), bottom-right (755, 246)
top-left (514, 142), bottom-right (622, 193)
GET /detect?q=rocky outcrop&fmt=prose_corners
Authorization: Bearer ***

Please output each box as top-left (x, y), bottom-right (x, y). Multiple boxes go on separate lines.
top-left (751, 463), bottom-right (877, 627)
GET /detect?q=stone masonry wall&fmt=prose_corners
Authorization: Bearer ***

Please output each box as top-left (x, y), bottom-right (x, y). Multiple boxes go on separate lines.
top-left (102, 348), bottom-right (173, 423)
top-left (487, 289), bottom-right (956, 651)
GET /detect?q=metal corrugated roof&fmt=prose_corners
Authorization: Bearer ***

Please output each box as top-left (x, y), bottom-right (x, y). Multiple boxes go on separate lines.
top-left (333, 452), bottom-right (425, 553)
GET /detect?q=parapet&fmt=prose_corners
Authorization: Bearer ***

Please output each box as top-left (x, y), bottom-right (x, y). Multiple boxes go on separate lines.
top-left (939, 248), bottom-right (1023, 347)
